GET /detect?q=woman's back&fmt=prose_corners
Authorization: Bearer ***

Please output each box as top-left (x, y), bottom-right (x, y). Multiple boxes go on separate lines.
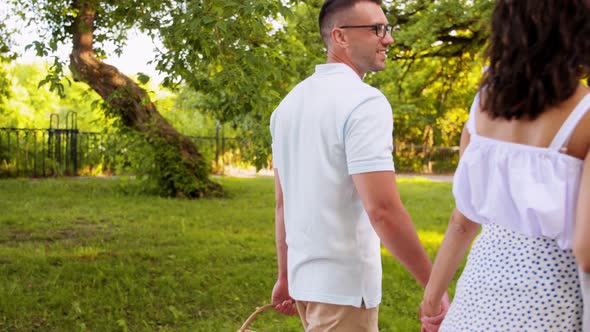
top-left (439, 86), bottom-right (590, 331)
top-left (453, 84), bottom-right (590, 249)
top-left (475, 84), bottom-right (590, 160)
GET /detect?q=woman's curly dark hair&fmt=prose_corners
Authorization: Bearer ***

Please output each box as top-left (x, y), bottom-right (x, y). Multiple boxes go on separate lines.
top-left (480, 0), bottom-right (590, 120)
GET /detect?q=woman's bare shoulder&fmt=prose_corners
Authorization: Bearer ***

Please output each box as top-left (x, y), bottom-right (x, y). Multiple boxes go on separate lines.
top-left (566, 83), bottom-right (590, 159)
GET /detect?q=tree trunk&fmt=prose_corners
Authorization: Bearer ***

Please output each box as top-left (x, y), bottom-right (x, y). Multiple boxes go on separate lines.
top-left (69, 0), bottom-right (222, 198)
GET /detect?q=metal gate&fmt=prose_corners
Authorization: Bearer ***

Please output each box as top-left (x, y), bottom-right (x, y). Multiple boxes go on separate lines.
top-left (0, 112), bottom-right (80, 177)
top-left (47, 112), bottom-right (79, 176)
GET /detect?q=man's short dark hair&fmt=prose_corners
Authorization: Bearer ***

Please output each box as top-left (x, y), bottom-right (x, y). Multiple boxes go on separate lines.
top-left (319, 0), bottom-right (383, 47)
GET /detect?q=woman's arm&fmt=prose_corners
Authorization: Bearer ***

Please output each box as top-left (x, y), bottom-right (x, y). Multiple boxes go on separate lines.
top-left (421, 209), bottom-right (480, 316)
top-left (420, 124), bottom-right (478, 316)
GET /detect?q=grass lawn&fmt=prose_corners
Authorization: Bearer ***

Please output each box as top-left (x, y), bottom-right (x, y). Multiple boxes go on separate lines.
top-left (0, 176), bottom-right (459, 332)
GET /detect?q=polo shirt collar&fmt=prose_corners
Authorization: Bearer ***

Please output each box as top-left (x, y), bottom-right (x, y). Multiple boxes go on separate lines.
top-left (315, 63), bottom-right (362, 81)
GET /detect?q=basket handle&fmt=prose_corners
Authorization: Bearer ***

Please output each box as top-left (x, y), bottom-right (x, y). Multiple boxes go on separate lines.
top-left (238, 304), bottom-right (275, 331)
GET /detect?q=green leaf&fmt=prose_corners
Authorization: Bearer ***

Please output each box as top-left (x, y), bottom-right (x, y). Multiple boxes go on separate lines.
top-left (137, 72), bottom-right (150, 84)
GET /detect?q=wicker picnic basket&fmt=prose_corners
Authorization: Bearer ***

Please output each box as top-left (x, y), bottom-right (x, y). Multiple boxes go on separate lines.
top-left (237, 304), bottom-right (275, 332)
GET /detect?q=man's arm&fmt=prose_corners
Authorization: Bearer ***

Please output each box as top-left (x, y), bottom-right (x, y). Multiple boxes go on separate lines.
top-left (271, 169), bottom-right (296, 315)
top-left (352, 171), bottom-right (432, 287)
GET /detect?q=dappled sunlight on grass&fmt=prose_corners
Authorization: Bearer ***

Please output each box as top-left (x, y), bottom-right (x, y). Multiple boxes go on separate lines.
top-left (418, 230), bottom-right (445, 252)
top-left (379, 230), bottom-right (444, 258)
top-left (70, 246), bottom-right (104, 260)
top-left (397, 176), bottom-right (435, 183)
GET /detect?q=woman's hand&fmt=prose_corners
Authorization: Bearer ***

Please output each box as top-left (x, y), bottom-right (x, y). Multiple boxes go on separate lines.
top-left (419, 298), bottom-right (442, 317)
top-left (419, 293), bottom-right (450, 332)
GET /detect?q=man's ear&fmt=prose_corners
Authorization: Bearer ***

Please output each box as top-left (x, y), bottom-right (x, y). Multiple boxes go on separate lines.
top-left (331, 28), bottom-right (349, 48)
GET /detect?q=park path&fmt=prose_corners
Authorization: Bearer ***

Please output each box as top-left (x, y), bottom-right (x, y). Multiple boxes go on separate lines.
top-left (226, 167), bottom-right (454, 183)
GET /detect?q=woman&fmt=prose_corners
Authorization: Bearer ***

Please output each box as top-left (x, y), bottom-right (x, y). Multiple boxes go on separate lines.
top-left (420, 0), bottom-right (590, 331)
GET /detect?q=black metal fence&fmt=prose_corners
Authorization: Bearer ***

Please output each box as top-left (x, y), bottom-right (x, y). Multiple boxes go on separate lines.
top-left (0, 128), bottom-right (107, 177)
top-left (0, 111), bottom-right (246, 178)
top-left (0, 113), bottom-right (459, 178)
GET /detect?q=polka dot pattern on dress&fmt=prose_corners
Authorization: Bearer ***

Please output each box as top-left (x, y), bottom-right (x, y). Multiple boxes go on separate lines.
top-left (439, 223), bottom-right (583, 332)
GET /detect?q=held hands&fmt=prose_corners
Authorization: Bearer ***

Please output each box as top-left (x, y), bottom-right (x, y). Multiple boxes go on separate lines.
top-left (271, 278), bottom-right (297, 316)
top-left (419, 292), bottom-right (451, 332)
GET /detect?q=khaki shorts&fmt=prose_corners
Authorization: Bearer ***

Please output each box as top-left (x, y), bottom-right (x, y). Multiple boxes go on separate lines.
top-left (295, 301), bottom-right (379, 332)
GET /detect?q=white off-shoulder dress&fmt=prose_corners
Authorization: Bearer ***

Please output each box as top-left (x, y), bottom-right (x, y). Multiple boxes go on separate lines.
top-left (439, 93), bottom-right (590, 332)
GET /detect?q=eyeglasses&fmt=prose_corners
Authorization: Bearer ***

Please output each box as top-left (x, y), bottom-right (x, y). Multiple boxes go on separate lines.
top-left (338, 24), bottom-right (397, 38)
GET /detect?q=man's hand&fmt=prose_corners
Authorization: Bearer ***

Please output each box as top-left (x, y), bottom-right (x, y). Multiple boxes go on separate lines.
top-left (271, 278), bottom-right (296, 315)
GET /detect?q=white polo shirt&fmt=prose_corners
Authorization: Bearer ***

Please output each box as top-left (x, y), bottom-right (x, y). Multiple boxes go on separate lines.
top-left (270, 63), bottom-right (395, 308)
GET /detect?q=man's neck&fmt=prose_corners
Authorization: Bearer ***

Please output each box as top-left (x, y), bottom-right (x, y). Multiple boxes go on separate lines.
top-left (326, 51), bottom-right (364, 79)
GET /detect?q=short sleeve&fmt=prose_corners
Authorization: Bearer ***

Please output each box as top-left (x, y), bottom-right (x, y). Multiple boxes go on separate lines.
top-left (344, 95), bottom-right (395, 175)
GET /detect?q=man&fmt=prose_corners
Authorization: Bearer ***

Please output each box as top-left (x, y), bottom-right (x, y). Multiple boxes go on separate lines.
top-left (270, 0), bottom-right (438, 330)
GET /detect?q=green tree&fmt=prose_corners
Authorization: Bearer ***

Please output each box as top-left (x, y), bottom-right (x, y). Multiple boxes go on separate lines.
top-left (221, 0), bottom-right (327, 169)
top-left (0, 11), bottom-right (16, 114)
top-left (5, 0), bottom-right (496, 182)
top-left (1, 62), bottom-right (106, 129)
top-left (358, 0), bottom-right (493, 171)
top-left (236, 0), bottom-right (494, 170)
top-left (7, 0), bottom-right (296, 197)
top-left (375, 0), bottom-right (493, 148)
